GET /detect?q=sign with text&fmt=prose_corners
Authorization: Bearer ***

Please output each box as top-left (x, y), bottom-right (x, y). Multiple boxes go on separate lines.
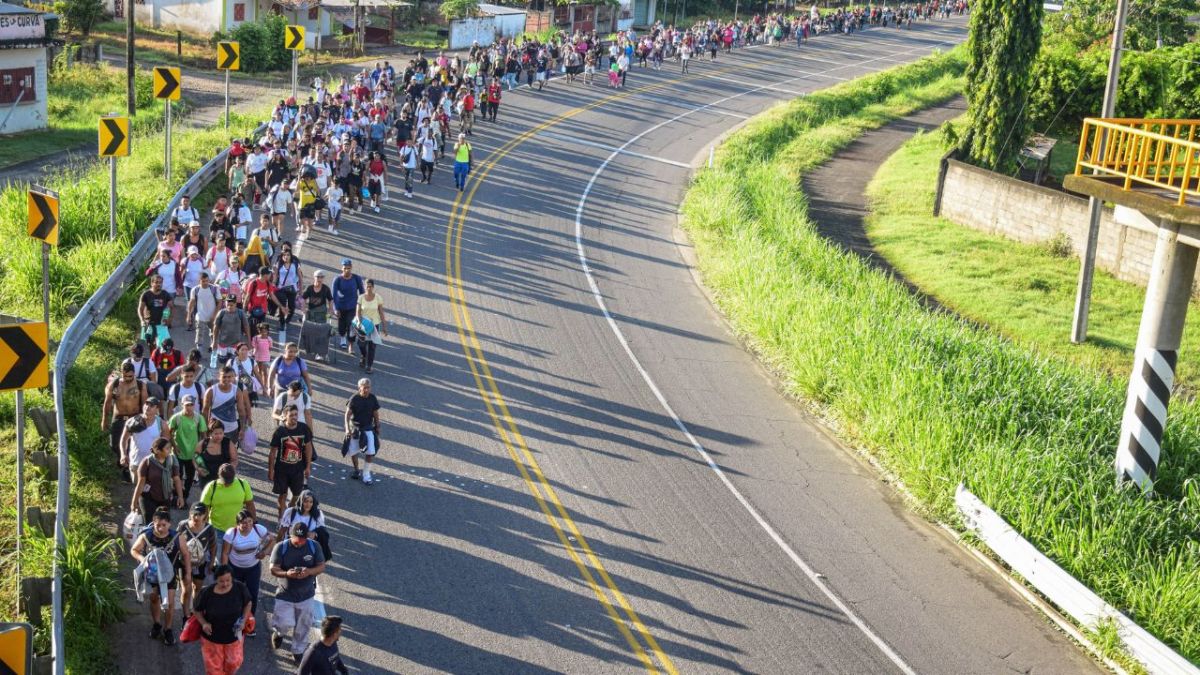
top-left (0, 12), bottom-right (45, 41)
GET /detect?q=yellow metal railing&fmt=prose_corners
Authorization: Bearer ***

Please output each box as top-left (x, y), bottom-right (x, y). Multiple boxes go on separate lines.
top-left (1075, 118), bottom-right (1200, 206)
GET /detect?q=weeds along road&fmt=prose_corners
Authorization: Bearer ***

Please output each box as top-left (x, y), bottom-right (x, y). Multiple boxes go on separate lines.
top-left (142, 17), bottom-right (1102, 674)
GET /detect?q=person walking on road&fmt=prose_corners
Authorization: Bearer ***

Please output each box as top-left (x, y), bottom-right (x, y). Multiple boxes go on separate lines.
top-left (102, 362), bottom-right (148, 478)
top-left (166, 394), bottom-right (206, 500)
top-left (220, 509), bottom-right (272, 637)
top-left (397, 138), bottom-right (417, 199)
top-left (193, 563), bottom-right (252, 675)
top-left (188, 272), bottom-right (222, 353)
top-left (355, 280), bottom-right (388, 374)
top-left (453, 134), bottom-right (472, 192)
top-left (211, 296), bottom-right (250, 362)
top-left (178, 502), bottom-right (217, 622)
top-left (203, 366), bottom-right (252, 449)
top-left (332, 260), bottom-right (365, 354)
top-left (274, 380), bottom-right (314, 430)
top-left (344, 378), bottom-right (381, 485)
top-left (268, 404), bottom-right (314, 520)
top-left (297, 616), bottom-right (349, 675)
top-left (269, 522), bottom-right (327, 665)
top-left (121, 397), bottom-right (165, 485)
top-left (199, 462), bottom-right (254, 565)
top-left (131, 506), bottom-right (191, 646)
top-left (130, 437), bottom-right (185, 522)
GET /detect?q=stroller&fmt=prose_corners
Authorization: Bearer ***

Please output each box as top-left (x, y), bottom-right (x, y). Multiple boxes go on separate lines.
top-left (299, 306), bottom-right (337, 364)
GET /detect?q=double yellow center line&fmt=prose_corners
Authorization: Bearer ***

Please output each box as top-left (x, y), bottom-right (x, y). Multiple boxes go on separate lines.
top-left (441, 69), bottom-right (743, 672)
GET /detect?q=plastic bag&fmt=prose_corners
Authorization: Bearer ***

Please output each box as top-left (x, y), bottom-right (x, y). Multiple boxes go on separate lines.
top-left (241, 426), bottom-right (257, 456)
top-left (180, 615), bottom-right (202, 643)
top-left (122, 510), bottom-right (144, 549)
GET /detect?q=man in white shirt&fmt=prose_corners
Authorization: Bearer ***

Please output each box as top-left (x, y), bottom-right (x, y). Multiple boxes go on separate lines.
top-left (273, 380), bottom-right (313, 430)
top-left (188, 272), bottom-right (221, 352)
top-left (172, 195), bottom-right (200, 227)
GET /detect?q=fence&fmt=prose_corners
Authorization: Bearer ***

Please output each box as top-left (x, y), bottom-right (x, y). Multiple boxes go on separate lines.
top-left (47, 123), bottom-right (264, 675)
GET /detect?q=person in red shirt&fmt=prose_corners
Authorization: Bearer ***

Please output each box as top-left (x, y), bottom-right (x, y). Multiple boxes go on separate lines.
top-left (151, 337), bottom-right (184, 401)
top-left (485, 80), bottom-right (501, 123)
top-left (459, 90), bottom-right (475, 137)
top-left (244, 268), bottom-right (283, 336)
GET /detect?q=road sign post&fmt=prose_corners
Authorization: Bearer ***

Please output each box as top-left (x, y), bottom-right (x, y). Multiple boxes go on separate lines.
top-left (153, 67), bottom-right (181, 182)
top-left (98, 116), bottom-right (129, 240)
top-left (286, 25), bottom-right (305, 100)
top-left (217, 42), bottom-right (240, 129)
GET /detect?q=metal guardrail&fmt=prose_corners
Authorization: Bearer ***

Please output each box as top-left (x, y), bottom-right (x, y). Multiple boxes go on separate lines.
top-left (48, 122), bottom-right (265, 675)
top-left (1075, 118), bottom-right (1200, 206)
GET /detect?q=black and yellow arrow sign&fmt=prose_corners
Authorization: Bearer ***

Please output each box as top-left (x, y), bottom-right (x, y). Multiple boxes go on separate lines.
top-left (27, 185), bottom-right (59, 246)
top-left (217, 41), bottom-right (240, 70)
top-left (286, 25), bottom-right (305, 50)
top-left (0, 323), bottom-right (48, 392)
top-left (98, 116), bottom-right (129, 157)
top-left (153, 66), bottom-right (181, 100)
top-left (0, 623), bottom-right (31, 675)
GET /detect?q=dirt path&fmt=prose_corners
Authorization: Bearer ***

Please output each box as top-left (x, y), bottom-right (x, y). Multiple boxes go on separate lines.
top-left (802, 97), bottom-right (966, 286)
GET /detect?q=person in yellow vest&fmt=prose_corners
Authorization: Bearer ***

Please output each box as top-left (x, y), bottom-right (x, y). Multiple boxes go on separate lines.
top-left (453, 134), bottom-right (472, 192)
top-left (295, 171), bottom-right (321, 239)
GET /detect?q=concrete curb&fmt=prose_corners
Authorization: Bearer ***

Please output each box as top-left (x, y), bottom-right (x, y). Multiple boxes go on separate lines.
top-left (956, 484), bottom-right (1199, 675)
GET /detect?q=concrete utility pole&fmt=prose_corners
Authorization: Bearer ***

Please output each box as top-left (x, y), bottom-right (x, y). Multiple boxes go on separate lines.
top-left (1070, 0), bottom-right (1130, 344)
top-left (126, 0), bottom-right (135, 115)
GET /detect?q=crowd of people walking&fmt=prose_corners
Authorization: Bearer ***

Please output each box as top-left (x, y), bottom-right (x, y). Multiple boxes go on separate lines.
top-left (105, 5), bottom-right (964, 672)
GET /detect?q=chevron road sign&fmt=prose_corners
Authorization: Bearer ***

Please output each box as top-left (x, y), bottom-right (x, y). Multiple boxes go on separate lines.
top-left (27, 185), bottom-right (58, 247)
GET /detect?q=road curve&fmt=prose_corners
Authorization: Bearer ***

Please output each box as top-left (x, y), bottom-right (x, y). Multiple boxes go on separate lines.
top-left (170, 18), bottom-right (1101, 674)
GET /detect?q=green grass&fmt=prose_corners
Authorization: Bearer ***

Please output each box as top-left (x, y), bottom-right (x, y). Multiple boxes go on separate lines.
top-left (0, 102), bottom-right (270, 672)
top-left (0, 63), bottom-right (166, 169)
top-left (680, 46), bottom-right (1200, 665)
top-left (394, 27), bottom-right (448, 50)
top-left (866, 121), bottom-right (1200, 389)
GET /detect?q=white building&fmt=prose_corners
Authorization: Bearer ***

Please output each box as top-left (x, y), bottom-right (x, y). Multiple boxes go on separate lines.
top-left (449, 3), bottom-right (527, 50)
top-left (0, 3), bottom-right (53, 135)
top-left (108, 0), bottom-right (334, 49)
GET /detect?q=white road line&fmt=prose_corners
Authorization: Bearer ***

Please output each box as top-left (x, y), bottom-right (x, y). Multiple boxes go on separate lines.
top-left (704, 72), bottom-right (818, 93)
top-left (571, 39), bottom-right (953, 675)
top-left (538, 130), bottom-right (691, 168)
top-left (624, 91), bottom-right (752, 119)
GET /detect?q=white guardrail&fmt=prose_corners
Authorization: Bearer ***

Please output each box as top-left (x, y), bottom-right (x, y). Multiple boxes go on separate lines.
top-left (955, 484), bottom-right (1200, 675)
top-left (48, 123), bottom-right (265, 675)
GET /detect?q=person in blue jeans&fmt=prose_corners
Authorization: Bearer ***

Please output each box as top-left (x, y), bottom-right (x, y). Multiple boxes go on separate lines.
top-left (331, 258), bottom-right (365, 352)
top-left (453, 134), bottom-right (472, 192)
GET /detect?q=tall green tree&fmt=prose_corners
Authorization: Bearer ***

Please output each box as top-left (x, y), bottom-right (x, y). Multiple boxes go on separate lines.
top-left (960, 0), bottom-right (1045, 172)
top-left (1047, 0), bottom-right (1199, 50)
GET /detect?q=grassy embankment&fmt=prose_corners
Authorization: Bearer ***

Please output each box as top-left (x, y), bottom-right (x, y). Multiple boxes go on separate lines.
top-left (0, 63), bottom-right (165, 169)
top-left (680, 47), bottom-right (1199, 665)
top-left (0, 102), bottom-right (268, 672)
top-left (866, 120), bottom-right (1200, 388)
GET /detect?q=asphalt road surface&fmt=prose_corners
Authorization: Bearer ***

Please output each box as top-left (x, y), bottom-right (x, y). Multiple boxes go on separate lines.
top-left (162, 18), bottom-right (1102, 674)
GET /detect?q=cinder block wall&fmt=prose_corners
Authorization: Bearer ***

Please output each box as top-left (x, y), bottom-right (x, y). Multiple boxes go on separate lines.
top-left (938, 159), bottom-right (1160, 288)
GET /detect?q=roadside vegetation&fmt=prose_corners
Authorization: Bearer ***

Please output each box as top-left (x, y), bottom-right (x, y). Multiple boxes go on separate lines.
top-left (0, 61), bottom-right (163, 169)
top-left (0, 104), bottom-right (269, 672)
top-left (866, 121), bottom-right (1200, 388)
top-left (680, 49), bottom-right (1200, 664)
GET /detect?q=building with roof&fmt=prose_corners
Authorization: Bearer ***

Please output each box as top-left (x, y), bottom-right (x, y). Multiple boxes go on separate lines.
top-left (0, 3), bottom-right (57, 135)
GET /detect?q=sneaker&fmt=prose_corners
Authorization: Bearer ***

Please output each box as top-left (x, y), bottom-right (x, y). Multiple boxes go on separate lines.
top-left (362, 473), bottom-right (374, 485)
top-left (162, 628), bottom-right (175, 646)
top-left (406, 192), bottom-right (413, 199)
top-left (339, 337), bottom-right (347, 348)
top-left (373, 206), bottom-right (380, 213)
top-left (328, 225), bottom-right (335, 234)
top-left (149, 623), bottom-right (162, 640)
top-left (351, 469), bottom-right (362, 480)
top-left (365, 366), bottom-right (373, 374)
top-left (270, 630), bottom-right (283, 650)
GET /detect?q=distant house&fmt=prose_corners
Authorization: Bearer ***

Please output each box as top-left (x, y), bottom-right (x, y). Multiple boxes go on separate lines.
top-left (0, 3), bottom-right (57, 135)
top-left (106, 0), bottom-right (334, 49)
top-left (524, 0), bottom-right (652, 36)
top-left (448, 3), bottom-right (527, 50)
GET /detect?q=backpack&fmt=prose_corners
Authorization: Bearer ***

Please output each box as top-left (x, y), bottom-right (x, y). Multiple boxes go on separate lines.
top-left (185, 524), bottom-right (213, 568)
top-left (139, 526), bottom-right (178, 585)
top-left (281, 538), bottom-right (318, 558)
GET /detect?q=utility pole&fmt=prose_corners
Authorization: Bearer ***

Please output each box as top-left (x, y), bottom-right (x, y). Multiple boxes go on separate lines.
top-left (126, 0), bottom-right (135, 115)
top-left (1070, 0), bottom-right (1129, 344)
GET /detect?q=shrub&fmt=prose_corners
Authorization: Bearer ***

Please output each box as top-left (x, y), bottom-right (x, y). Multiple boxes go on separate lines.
top-left (229, 14), bottom-right (290, 72)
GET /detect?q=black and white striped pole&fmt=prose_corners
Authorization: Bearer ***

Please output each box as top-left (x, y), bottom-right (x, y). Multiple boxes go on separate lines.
top-left (1115, 218), bottom-right (1197, 492)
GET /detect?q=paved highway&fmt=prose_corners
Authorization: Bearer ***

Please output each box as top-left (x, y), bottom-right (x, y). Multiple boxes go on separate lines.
top-left (172, 18), bottom-right (1101, 674)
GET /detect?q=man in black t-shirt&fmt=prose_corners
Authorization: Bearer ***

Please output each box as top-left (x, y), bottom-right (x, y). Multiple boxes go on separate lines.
top-left (139, 274), bottom-right (173, 342)
top-left (268, 405), bottom-right (313, 520)
top-left (298, 615), bottom-right (349, 674)
top-left (344, 378), bottom-right (381, 485)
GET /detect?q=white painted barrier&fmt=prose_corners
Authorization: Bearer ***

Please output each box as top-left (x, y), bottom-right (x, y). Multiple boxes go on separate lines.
top-left (955, 484), bottom-right (1199, 675)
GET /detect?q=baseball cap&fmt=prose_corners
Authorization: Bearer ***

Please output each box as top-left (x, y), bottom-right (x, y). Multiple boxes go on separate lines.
top-left (187, 245), bottom-right (199, 255)
top-left (290, 522), bottom-right (310, 537)
top-left (190, 502), bottom-right (209, 515)
top-left (145, 397), bottom-right (161, 407)
top-left (341, 258), bottom-right (352, 266)
top-left (181, 394), bottom-right (196, 404)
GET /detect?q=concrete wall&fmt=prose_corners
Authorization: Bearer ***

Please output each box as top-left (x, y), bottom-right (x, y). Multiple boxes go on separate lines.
top-left (0, 47), bottom-right (49, 135)
top-left (938, 158), bottom-right (1160, 289)
top-left (449, 16), bottom-right (494, 50)
top-left (133, 0), bottom-right (221, 35)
